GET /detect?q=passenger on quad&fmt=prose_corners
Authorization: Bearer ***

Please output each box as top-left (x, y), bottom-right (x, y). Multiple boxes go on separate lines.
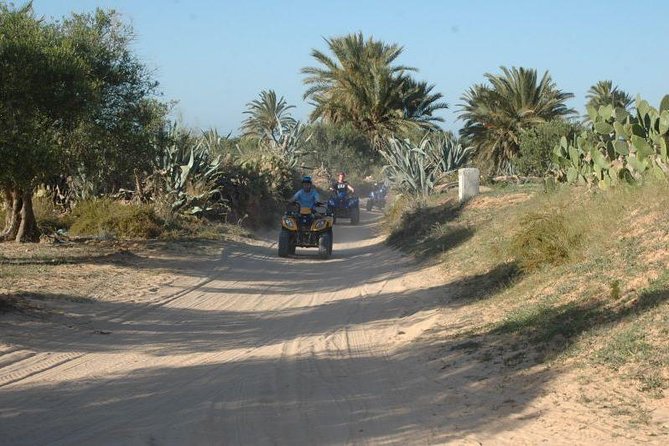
top-left (330, 171), bottom-right (355, 196)
top-left (291, 176), bottom-right (320, 208)
top-left (327, 171), bottom-right (360, 224)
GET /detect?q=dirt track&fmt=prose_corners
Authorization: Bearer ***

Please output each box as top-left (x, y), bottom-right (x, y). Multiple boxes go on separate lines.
top-left (2, 209), bottom-right (665, 445)
top-left (0, 210), bottom-right (454, 445)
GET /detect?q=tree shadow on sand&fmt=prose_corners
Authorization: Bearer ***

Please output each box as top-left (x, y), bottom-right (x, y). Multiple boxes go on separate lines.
top-left (2, 263), bottom-right (667, 444)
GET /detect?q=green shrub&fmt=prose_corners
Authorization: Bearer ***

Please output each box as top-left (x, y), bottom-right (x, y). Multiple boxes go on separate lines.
top-left (33, 194), bottom-right (71, 232)
top-left (516, 120), bottom-right (580, 176)
top-left (69, 199), bottom-right (163, 239)
top-left (301, 123), bottom-right (378, 178)
top-left (508, 208), bottom-right (582, 272)
top-left (232, 154), bottom-right (299, 227)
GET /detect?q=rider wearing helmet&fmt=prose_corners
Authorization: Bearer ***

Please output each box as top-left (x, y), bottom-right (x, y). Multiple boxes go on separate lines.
top-left (291, 176), bottom-right (321, 208)
top-left (331, 171), bottom-right (355, 195)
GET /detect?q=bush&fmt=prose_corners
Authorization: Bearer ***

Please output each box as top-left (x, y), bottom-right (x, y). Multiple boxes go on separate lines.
top-left (33, 194), bottom-right (71, 233)
top-left (516, 120), bottom-right (580, 176)
top-left (231, 154), bottom-right (300, 227)
top-left (69, 199), bottom-right (163, 239)
top-left (301, 123), bottom-right (379, 180)
top-left (508, 208), bottom-right (582, 272)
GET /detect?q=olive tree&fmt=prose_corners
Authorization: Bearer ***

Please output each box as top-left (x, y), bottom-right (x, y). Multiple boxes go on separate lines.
top-left (0, 3), bottom-right (92, 241)
top-left (0, 5), bottom-right (166, 241)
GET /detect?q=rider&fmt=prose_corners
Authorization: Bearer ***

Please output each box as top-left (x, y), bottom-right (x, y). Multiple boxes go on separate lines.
top-left (291, 176), bottom-right (320, 208)
top-left (331, 171), bottom-right (355, 196)
top-left (374, 181), bottom-right (387, 197)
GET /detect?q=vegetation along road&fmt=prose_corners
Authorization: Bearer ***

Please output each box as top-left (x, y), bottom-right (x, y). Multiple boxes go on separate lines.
top-left (3, 3), bottom-right (669, 444)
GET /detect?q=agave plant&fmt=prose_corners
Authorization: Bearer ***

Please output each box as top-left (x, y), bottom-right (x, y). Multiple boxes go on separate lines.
top-left (381, 134), bottom-right (473, 196)
top-left (430, 133), bottom-right (474, 174)
top-left (68, 169), bottom-right (98, 202)
top-left (380, 137), bottom-right (436, 196)
top-left (148, 123), bottom-right (228, 216)
top-left (264, 121), bottom-right (313, 168)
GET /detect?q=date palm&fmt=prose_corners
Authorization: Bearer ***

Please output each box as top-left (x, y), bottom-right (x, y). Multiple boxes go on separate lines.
top-left (302, 32), bottom-right (447, 148)
top-left (241, 90), bottom-right (296, 144)
top-left (586, 80), bottom-right (633, 112)
top-left (459, 66), bottom-right (575, 173)
top-left (401, 78), bottom-right (449, 127)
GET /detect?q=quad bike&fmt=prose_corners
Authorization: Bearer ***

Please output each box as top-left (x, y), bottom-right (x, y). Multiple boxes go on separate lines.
top-left (366, 183), bottom-right (388, 211)
top-left (278, 202), bottom-right (334, 259)
top-left (327, 190), bottom-right (360, 225)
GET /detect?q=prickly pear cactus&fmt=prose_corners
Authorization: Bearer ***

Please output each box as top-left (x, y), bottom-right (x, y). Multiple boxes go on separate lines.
top-left (553, 96), bottom-right (669, 189)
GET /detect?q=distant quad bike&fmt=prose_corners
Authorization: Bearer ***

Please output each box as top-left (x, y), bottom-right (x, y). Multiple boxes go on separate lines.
top-left (366, 183), bottom-right (388, 211)
top-left (278, 203), bottom-right (334, 259)
top-left (327, 190), bottom-right (360, 225)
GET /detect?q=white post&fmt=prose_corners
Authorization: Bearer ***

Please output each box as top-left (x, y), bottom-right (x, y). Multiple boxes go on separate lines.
top-left (458, 168), bottom-right (480, 203)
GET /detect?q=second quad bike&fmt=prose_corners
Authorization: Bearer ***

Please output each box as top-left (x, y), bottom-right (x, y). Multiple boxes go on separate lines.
top-left (327, 190), bottom-right (360, 225)
top-left (278, 203), bottom-right (334, 259)
top-left (366, 183), bottom-right (388, 211)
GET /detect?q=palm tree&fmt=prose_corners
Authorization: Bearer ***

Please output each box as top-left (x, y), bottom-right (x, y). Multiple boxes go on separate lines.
top-left (401, 78), bottom-right (449, 127)
top-left (458, 66), bottom-right (575, 173)
top-left (586, 80), bottom-right (633, 112)
top-left (241, 90), bottom-right (296, 143)
top-left (302, 32), bottom-right (447, 148)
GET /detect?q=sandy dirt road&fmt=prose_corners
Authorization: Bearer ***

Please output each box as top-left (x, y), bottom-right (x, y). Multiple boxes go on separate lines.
top-left (3, 208), bottom-right (665, 445)
top-left (0, 210), bottom-right (454, 446)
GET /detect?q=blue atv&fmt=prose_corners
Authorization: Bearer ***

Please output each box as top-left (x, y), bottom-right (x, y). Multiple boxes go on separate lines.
top-left (327, 190), bottom-right (360, 225)
top-left (366, 183), bottom-right (388, 211)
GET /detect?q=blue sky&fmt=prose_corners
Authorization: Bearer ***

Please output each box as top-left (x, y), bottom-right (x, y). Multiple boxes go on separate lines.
top-left (33, 0), bottom-right (669, 135)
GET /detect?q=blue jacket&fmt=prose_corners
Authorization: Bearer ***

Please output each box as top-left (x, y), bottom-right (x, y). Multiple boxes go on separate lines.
top-left (291, 189), bottom-right (320, 208)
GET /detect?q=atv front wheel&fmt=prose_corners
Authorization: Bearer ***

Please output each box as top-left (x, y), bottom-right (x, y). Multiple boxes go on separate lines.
top-left (351, 208), bottom-right (360, 225)
top-left (319, 231), bottom-right (332, 259)
top-left (278, 229), bottom-right (291, 257)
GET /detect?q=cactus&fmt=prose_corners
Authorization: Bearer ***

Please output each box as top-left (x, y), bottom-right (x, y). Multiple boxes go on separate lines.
top-left (553, 95), bottom-right (669, 189)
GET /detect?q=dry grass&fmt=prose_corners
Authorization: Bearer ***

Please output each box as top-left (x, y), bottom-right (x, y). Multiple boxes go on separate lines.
top-left (386, 180), bottom-right (669, 410)
top-left (69, 199), bottom-right (164, 239)
top-left (508, 208), bottom-right (582, 272)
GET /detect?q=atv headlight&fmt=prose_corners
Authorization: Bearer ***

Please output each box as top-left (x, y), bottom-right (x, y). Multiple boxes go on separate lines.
top-left (312, 219), bottom-right (327, 231)
top-left (282, 217), bottom-right (296, 229)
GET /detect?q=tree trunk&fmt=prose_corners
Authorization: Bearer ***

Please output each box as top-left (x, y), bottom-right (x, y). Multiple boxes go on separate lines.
top-left (16, 190), bottom-right (40, 243)
top-left (134, 168), bottom-right (144, 202)
top-left (2, 187), bottom-right (12, 234)
top-left (1, 188), bottom-right (23, 242)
